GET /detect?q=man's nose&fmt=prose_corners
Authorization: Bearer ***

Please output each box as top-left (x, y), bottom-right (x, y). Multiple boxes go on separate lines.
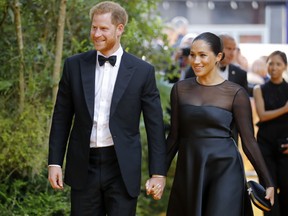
top-left (92, 29), bottom-right (101, 37)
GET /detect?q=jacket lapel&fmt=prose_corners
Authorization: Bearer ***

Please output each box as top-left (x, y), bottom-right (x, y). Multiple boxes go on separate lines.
top-left (80, 50), bottom-right (97, 120)
top-left (228, 65), bottom-right (236, 82)
top-left (110, 52), bottom-right (135, 117)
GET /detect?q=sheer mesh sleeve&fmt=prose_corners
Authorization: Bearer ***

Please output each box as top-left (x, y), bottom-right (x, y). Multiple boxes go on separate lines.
top-left (233, 88), bottom-right (274, 187)
top-left (166, 84), bottom-right (179, 171)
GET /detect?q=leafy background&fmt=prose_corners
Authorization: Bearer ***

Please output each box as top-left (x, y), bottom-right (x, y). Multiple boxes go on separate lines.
top-left (0, 0), bottom-right (178, 215)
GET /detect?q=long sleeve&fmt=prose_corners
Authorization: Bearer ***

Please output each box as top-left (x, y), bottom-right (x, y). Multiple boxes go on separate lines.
top-left (166, 84), bottom-right (180, 171)
top-left (49, 58), bottom-right (74, 166)
top-left (233, 88), bottom-right (274, 187)
top-left (142, 66), bottom-right (167, 176)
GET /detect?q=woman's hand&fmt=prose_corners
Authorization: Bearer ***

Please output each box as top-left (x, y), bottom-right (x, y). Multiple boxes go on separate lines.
top-left (265, 187), bottom-right (274, 206)
top-left (145, 175), bottom-right (166, 200)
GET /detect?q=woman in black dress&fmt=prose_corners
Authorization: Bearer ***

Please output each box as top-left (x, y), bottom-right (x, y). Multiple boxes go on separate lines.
top-left (166, 32), bottom-right (274, 216)
top-left (253, 51), bottom-right (288, 216)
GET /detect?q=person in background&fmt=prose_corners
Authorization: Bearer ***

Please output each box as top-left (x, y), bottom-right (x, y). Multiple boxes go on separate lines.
top-left (170, 16), bottom-right (189, 48)
top-left (48, 1), bottom-right (166, 215)
top-left (166, 32), bottom-right (195, 83)
top-left (178, 33), bottom-right (196, 80)
top-left (177, 47), bottom-right (191, 80)
top-left (233, 47), bottom-right (249, 71)
top-left (218, 34), bottom-right (251, 95)
top-left (253, 50), bottom-right (288, 216)
top-left (251, 56), bottom-right (270, 84)
top-left (166, 32), bottom-right (274, 216)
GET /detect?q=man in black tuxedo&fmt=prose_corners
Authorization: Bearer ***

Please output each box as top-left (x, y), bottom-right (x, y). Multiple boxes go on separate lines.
top-left (48, 1), bottom-right (166, 215)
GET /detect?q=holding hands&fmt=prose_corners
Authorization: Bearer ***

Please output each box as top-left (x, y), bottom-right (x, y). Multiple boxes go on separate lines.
top-left (145, 175), bottom-right (166, 200)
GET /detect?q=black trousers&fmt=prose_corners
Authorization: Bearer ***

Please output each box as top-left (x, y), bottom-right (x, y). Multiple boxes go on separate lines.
top-left (71, 146), bottom-right (137, 216)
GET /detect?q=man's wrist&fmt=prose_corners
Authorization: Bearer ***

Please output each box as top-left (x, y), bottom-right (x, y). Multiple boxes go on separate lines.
top-left (48, 164), bottom-right (61, 168)
top-left (152, 175), bottom-right (166, 178)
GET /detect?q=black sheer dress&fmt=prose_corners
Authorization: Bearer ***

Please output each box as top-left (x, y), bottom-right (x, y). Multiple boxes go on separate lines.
top-left (166, 78), bottom-right (273, 216)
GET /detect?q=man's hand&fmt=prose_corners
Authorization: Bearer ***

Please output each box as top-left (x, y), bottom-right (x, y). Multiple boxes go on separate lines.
top-left (145, 175), bottom-right (166, 200)
top-left (48, 166), bottom-right (64, 190)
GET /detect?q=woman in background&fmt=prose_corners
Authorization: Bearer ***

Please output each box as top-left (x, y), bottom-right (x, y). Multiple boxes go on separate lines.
top-left (253, 50), bottom-right (288, 216)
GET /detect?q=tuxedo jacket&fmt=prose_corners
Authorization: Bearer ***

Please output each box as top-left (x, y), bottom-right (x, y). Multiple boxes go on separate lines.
top-left (48, 50), bottom-right (166, 198)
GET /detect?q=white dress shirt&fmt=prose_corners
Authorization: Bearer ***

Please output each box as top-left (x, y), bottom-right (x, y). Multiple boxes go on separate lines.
top-left (90, 47), bottom-right (123, 148)
top-left (219, 65), bottom-right (229, 80)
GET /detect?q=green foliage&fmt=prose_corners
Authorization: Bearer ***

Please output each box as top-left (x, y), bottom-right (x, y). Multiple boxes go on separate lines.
top-left (0, 172), bottom-right (70, 216)
top-left (0, 80), bottom-right (13, 91)
top-left (156, 74), bottom-right (173, 125)
top-left (0, 103), bottom-right (50, 181)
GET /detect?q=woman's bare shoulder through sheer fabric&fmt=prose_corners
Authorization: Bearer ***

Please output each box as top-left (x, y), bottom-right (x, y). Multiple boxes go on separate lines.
top-left (169, 76), bottom-right (273, 185)
top-left (173, 77), bottom-right (244, 112)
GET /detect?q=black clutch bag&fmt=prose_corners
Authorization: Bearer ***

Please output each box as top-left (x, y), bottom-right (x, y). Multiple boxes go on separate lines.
top-left (246, 180), bottom-right (272, 212)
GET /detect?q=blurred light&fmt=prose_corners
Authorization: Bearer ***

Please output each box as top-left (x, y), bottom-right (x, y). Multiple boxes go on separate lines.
top-left (208, 1), bottom-right (215, 10)
top-left (186, 1), bottom-right (194, 8)
top-left (252, 1), bottom-right (259, 9)
top-left (162, 2), bottom-right (170, 10)
top-left (230, 1), bottom-right (238, 10)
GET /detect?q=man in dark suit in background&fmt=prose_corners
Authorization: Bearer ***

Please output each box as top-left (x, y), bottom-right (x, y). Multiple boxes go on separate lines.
top-left (218, 34), bottom-right (251, 96)
top-left (48, 1), bottom-right (166, 215)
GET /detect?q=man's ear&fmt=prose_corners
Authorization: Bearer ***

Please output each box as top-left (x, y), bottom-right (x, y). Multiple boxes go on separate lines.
top-left (117, 24), bottom-right (124, 36)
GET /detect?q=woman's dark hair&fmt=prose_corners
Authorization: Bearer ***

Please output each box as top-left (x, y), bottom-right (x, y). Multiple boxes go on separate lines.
top-left (267, 50), bottom-right (287, 65)
top-left (192, 32), bottom-right (224, 60)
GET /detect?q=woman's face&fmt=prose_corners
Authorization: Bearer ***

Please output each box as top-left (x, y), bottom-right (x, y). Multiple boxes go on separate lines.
top-left (190, 39), bottom-right (220, 77)
top-left (267, 54), bottom-right (287, 81)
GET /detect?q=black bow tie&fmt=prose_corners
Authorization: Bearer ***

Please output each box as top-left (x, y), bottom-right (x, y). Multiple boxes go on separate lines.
top-left (220, 66), bottom-right (226, 71)
top-left (98, 55), bottom-right (117, 66)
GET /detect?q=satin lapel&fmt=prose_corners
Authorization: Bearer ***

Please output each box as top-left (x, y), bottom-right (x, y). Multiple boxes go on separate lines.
top-left (110, 52), bottom-right (135, 117)
top-left (80, 50), bottom-right (97, 119)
